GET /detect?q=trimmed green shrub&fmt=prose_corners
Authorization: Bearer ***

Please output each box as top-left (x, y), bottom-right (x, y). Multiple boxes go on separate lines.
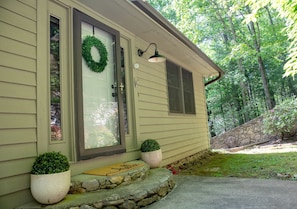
top-left (263, 98), bottom-right (297, 139)
top-left (31, 151), bottom-right (70, 175)
top-left (140, 139), bottom-right (160, 152)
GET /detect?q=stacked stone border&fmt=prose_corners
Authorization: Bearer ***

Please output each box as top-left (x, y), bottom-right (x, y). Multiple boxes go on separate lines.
top-left (166, 150), bottom-right (210, 174)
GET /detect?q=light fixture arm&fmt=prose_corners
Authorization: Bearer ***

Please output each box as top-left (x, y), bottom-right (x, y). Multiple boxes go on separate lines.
top-left (137, 43), bottom-right (157, 57)
top-left (137, 42), bottom-right (166, 63)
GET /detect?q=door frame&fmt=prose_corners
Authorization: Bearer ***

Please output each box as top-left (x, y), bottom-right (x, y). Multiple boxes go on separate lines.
top-left (120, 37), bottom-right (138, 151)
top-left (73, 9), bottom-right (126, 160)
top-left (46, 1), bottom-right (73, 159)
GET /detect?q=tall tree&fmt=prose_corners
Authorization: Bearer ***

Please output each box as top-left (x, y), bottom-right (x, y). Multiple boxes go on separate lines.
top-left (245, 0), bottom-right (297, 77)
top-left (148, 0), bottom-right (297, 135)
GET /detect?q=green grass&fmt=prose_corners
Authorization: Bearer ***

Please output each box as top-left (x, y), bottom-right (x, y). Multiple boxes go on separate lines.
top-left (179, 152), bottom-right (297, 179)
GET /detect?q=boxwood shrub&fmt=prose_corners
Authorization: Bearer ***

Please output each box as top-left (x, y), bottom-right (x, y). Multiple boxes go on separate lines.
top-left (31, 151), bottom-right (70, 175)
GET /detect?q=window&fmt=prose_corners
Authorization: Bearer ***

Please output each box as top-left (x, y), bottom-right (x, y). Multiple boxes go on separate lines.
top-left (166, 60), bottom-right (196, 114)
top-left (50, 16), bottom-right (62, 141)
top-left (121, 48), bottom-right (129, 134)
top-left (182, 69), bottom-right (196, 114)
top-left (47, 1), bottom-right (72, 159)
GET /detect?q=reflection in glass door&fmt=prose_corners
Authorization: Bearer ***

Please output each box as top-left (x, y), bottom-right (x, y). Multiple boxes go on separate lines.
top-left (74, 9), bottom-right (125, 159)
top-left (81, 22), bottom-right (120, 149)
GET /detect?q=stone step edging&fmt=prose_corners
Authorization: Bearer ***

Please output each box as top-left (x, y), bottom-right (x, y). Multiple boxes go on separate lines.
top-left (17, 168), bottom-right (175, 209)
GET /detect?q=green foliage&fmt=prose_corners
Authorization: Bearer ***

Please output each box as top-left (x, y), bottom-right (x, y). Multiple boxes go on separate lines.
top-left (140, 139), bottom-right (160, 152)
top-left (246, 0), bottom-right (297, 77)
top-left (148, 0), bottom-right (297, 136)
top-left (31, 151), bottom-right (70, 175)
top-left (263, 98), bottom-right (297, 138)
top-left (82, 35), bottom-right (108, 73)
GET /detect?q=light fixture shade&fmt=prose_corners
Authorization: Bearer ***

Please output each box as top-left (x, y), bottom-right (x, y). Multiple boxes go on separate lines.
top-left (148, 50), bottom-right (166, 63)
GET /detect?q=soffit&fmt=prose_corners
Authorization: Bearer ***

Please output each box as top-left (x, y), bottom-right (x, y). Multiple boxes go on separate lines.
top-left (77, 0), bottom-right (221, 76)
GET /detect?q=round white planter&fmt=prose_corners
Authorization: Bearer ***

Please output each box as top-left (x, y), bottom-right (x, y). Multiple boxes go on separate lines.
top-left (30, 170), bottom-right (70, 204)
top-left (141, 149), bottom-right (162, 168)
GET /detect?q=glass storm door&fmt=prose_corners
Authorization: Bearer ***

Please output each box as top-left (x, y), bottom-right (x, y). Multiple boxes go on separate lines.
top-left (74, 10), bottom-right (125, 160)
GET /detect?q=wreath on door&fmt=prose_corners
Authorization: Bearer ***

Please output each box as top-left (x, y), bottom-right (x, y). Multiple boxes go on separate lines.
top-left (82, 35), bottom-right (108, 73)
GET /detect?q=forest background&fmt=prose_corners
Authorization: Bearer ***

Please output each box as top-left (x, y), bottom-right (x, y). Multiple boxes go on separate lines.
top-left (148, 0), bottom-right (297, 136)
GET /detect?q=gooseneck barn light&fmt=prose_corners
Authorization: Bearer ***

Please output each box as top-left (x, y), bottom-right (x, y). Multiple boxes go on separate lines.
top-left (137, 43), bottom-right (166, 63)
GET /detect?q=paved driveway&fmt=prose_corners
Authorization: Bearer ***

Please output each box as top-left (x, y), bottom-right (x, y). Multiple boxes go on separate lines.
top-left (146, 175), bottom-right (297, 209)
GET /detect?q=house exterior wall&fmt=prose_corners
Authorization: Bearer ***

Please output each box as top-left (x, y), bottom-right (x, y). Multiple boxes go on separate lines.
top-left (134, 39), bottom-right (210, 166)
top-left (0, 0), bottom-right (38, 208)
top-left (0, 1), bottom-right (210, 208)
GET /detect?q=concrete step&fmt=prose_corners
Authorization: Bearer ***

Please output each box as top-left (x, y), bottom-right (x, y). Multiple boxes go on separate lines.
top-left (69, 160), bottom-right (150, 193)
top-left (17, 168), bottom-right (175, 209)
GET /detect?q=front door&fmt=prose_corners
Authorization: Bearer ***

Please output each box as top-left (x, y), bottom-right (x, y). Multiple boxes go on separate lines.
top-left (74, 10), bottom-right (125, 160)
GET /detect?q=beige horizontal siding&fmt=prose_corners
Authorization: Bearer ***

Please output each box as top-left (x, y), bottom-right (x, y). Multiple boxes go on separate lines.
top-left (138, 75), bottom-right (167, 90)
top-left (0, 98), bottom-right (36, 114)
top-left (0, 189), bottom-right (34, 209)
top-left (138, 85), bottom-right (167, 99)
top-left (19, 0), bottom-right (37, 9)
top-left (139, 118), bottom-right (205, 133)
top-left (0, 114), bottom-right (36, 129)
top-left (0, 128), bottom-right (36, 146)
top-left (139, 127), bottom-right (199, 142)
top-left (0, 36), bottom-right (36, 59)
top-left (138, 101), bottom-right (168, 113)
top-left (0, 1), bottom-right (37, 205)
top-left (0, 21), bottom-right (36, 45)
top-left (0, 5), bottom-right (36, 33)
top-left (139, 122), bottom-right (183, 131)
top-left (138, 109), bottom-right (169, 118)
top-left (139, 116), bottom-right (202, 126)
top-left (135, 49), bottom-right (210, 166)
top-left (0, 174), bottom-right (30, 196)
top-left (162, 137), bottom-right (206, 153)
top-left (0, 82), bottom-right (36, 99)
top-left (1, 0), bottom-right (36, 21)
top-left (164, 141), bottom-right (206, 157)
top-left (0, 143), bottom-right (36, 162)
top-left (163, 141), bottom-right (208, 165)
top-left (139, 128), bottom-right (195, 140)
top-left (0, 66), bottom-right (36, 85)
top-left (0, 158), bottom-right (35, 178)
top-left (0, 51), bottom-right (36, 72)
top-left (137, 59), bottom-right (166, 78)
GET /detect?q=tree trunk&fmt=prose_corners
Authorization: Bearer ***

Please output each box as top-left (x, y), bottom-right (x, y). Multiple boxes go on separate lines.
top-left (227, 13), bottom-right (250, 121)
top-left (246, 9), bottom-right (275, 110)
top-left (237, 58), bottom-right (250, 121)
top-left (257, 56), bottom-right (275, 109)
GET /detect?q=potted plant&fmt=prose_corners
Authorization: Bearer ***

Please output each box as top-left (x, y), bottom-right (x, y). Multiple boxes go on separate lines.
top-left (30, 151), bottom-right (70, 204)
top-left (140, 139), bottom-right (162, 168)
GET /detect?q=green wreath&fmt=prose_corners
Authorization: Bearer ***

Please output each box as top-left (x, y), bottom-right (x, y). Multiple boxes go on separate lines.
top-left (82, 35), bottom-right (108, 73)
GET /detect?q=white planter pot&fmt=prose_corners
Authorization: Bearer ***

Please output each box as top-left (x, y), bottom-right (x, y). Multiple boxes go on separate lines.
top-left (141, 149), bottom-right (162, 168)
top-left (30, 170), bottom-right (70, 204)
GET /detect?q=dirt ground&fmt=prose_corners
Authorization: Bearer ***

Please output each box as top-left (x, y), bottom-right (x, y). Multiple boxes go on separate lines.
top-left (214, 139), bottom-right (297, 154)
